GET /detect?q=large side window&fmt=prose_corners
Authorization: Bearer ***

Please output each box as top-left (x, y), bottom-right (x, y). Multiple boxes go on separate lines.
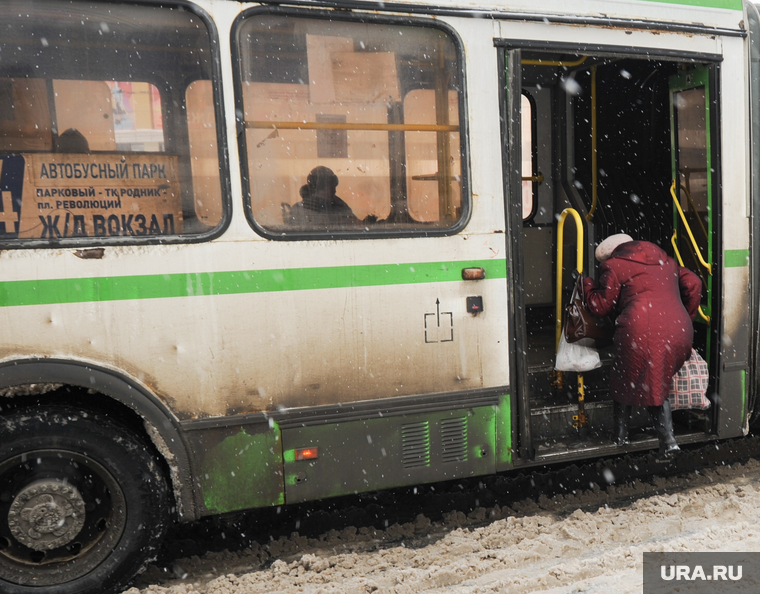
top-left (0, 1), bottom-right (224, 243)
top-left (235, 14), bottom-right (466, 236)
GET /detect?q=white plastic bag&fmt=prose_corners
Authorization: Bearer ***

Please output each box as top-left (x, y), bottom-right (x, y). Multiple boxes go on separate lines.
top-left (555, 332), bottom-right (602, 372)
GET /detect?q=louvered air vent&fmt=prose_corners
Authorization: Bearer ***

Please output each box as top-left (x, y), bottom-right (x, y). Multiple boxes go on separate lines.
top-left (402, 421), bottom-right (430, 468)
top-left (441, 417), bottom-right (468, 463)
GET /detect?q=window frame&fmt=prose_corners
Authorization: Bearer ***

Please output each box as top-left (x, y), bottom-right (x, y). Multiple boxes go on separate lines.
top-left (0, 0), bottom-right (231, 250)
top-left (231, 6), bottom-right (471, 241)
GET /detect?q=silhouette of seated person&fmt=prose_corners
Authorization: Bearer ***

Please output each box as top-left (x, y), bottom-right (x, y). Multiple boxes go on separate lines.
top-left (286, 167), bottom-right (359, 227)
top-left (55, 128), bottom-right (90, 153)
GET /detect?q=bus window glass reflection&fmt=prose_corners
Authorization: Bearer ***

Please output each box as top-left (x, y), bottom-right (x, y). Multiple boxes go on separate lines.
top-left (0, 2), bottom-right (225, 242)
top-left (521, 92), bottom-right (536, 220)
top-left (236, 16), bottom-right (465, 236)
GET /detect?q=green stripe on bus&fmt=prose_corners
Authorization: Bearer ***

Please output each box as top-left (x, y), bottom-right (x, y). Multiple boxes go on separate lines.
top-left (725, 249), bottom-right (750, 267)
top-left (636, 0), bottom-right (741, 8)
top-left (0, 259), bottom-right (508, 307)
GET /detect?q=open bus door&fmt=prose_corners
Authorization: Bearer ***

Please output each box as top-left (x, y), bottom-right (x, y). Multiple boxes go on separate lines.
top-left (502, 45), bottom-right (733, 462)
top-left (502, 46), bottom-right (613, 464)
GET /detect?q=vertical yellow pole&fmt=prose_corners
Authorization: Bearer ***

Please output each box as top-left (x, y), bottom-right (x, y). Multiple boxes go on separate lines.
top-left (555, 208), bottom-right (589, 430)
top-left (555, 209), bottom-right (584, 348)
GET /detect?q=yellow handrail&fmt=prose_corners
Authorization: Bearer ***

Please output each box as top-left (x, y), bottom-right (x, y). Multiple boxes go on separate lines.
top-left (555, 208), bottom-right (584, 348)
top-left (521, 174), bottom-right (545, 183)
top-left (671, 230), bottom-right (711, 323)
top-left (670, 179), bottom-right (712, 275)
top-left (245, 121), bottom-right (459, 132)
top-left (555, 207), bottom-right (588, 430)
top-left (679, 183), bottom-right (709, 243)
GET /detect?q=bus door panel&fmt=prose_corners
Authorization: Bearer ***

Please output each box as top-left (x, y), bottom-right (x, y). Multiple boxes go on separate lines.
top-left (669, 68), bottom-right (714, 328)
top-left (502, 48), bottom-right (534, 461)
top-left (671, 64), bottom-right (753, 437)
top-left (669, 67), bottom-right (723, 431)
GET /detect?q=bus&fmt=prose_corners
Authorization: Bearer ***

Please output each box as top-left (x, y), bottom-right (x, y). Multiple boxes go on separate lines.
top-left (0, 0), bottom-right (756, 591)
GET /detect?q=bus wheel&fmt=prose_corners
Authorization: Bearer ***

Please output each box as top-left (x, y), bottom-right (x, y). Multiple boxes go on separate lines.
top-left (0, 407), bottom-right (170, 594)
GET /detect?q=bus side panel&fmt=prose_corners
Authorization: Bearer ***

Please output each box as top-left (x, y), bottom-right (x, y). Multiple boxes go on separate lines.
top-left (281, 406), bottom-right (496, 504)
top-left (720, 262), bottom-right (750, 437)
top-left (0, 253), bottom-right (505, 413)
top-left (717, 370), bottom-right (747, 437)
top-left (185, 422), bottom-right (285, 515)
top-left (718, 35), bottom-right (751, 437)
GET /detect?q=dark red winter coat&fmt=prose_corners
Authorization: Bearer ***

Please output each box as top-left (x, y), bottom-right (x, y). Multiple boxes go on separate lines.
top-left (582, 241), bottom-right (702, 407)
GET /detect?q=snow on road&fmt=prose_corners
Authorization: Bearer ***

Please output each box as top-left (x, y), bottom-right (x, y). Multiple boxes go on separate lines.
top-left (126, 458), bottom-right (760, 594)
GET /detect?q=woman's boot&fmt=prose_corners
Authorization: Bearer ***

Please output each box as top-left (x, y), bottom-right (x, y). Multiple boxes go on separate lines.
top-left (612, 401), bottom-right (631, 445)
top-left (653, 400), bottom-right (679, 458)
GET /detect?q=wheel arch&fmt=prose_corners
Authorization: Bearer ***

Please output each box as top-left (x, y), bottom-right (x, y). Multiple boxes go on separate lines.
top-left (0, 358), bottom-right (199, 521)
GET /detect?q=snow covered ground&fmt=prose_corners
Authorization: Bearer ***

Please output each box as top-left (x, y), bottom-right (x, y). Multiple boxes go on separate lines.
top-left (125, 457), bottom-right (760, 594)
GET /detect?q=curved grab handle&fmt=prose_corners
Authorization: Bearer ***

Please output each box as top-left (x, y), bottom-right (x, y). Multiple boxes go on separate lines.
top-left (670, 180), bottom-right (712, 275)
top-left (555, 208), bottom-right (584, 349)
top-left (671, 230), bottom-right (711, 324)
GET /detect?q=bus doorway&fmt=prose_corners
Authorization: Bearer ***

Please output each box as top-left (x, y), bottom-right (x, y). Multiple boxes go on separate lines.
top-left (500, 46), bottom-right (718, 463)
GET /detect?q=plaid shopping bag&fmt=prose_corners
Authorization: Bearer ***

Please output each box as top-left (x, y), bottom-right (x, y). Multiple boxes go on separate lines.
top-left (668, 348), bottom-right (710, 410)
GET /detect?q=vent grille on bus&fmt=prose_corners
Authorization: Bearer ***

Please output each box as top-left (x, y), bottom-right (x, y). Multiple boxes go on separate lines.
top-left (402, 421), bottom-right (430, 468)
top-left (441, 417), bottom-right (468, 463)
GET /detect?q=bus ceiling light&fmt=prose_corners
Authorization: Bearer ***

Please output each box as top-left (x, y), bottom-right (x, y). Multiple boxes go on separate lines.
top-left (295, 447), bottom-right (319, 461)
top-left (462, 267), bottom-right (486, 280)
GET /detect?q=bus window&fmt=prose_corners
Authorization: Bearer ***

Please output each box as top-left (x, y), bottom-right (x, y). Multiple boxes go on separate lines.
top-left (521, 93), bottom-right (536, 220)
top-left (0, 1), bottom-right (225, 242)
top-left (235, 14), bottom-right (465, 236)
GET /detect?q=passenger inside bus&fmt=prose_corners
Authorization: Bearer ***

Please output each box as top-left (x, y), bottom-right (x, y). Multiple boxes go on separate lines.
top-left (285, 166), bottom-right (360, 227)
top-left (54, 128), bottom-right (90, 153)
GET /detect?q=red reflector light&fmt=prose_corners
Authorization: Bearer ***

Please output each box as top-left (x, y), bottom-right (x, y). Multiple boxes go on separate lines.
top-left (295, 447), bottom-right (319, 461)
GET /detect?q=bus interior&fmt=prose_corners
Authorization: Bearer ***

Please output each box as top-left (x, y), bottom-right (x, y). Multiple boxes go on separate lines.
top-left (513, 48), bottom-right (717, 460)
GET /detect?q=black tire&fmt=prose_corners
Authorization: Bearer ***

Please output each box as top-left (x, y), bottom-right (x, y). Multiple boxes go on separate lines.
top-left (0, 407), bottom-right (170, 594)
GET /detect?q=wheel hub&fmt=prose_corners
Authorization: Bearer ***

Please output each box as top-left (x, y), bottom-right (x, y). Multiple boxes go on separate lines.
top-left (8, 480), bottom-right (86, 551)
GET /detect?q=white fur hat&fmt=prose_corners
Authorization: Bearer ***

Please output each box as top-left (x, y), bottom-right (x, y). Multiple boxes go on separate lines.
top-left (595, 233), bottom-right (633, 262)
